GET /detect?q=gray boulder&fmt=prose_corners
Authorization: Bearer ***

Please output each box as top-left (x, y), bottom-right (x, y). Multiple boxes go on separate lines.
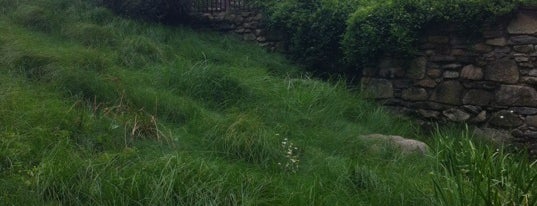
top-left (359, 134), bottom-right (429, 155)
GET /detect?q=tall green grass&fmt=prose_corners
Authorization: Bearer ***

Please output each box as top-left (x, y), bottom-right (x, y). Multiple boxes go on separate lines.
top-left (0, 0), bottom-right (535, 205)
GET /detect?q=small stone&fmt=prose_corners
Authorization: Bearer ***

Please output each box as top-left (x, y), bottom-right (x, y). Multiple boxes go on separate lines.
top-left (415, 79), bottom-right (437, 88)
top-left (509, 35), bottom-right (537, 45)
top-left (486, 37), bottom-right (507, 46)
top-left (496, 85), bottom-right (537, 106)
top-left (513, 45), bottom-right (535, 53)
top-left (442, 63), bottom-right (462, 70)
top-left (462, 105), bottom-right (482, 114)
top-left (460, 65), bottom-right (484, 80)
top-left (443, 71), bottom-right (460, 79)
top-left (402, 88), bottom-right (428, 101)
top-left (507, 11), bottom-right (537, 34)
top-left (462, 81), bottom-right (498, 90)
top-left (412, 102), bottom-right (447, 110)
top-left (256, 36), bottom-right (266, 42)
top-left (489, 110), bottom-right (524, 128)
top-left (451, 49), bottom-right (465, 56)
top-left (529, 69), bottom-right (537, 76)
top-left (254, 29), bottom-right (264, 36)
top-left (473, 43), bottom-right (493, 53)
top-left (526, 115), bottom-right (537, 128)
top-left (515, 56), bottom-right (530, 62)
top-left (519, 62), bottom-right (534, 68)
top-left (463, 89), bottom-right (493, 106)
top-left (443, 108), bottom-right (470, 122)
top-left (485, 59), bottom-right (519, 83)
top-left (511, 107), bottom-right (537, 115)
top-left (431, 81), bottom-right (464, 105)
top-left (471, 111), bottom-right (487, 123)
top-left (418, 109), bottom-right (440, 119)
top-left (521, 77), bottom-right (537, 85)
top-left (427, 68), bottom-right (443, 78)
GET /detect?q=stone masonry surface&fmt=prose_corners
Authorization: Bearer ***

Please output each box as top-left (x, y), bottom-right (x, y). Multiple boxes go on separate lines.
top-left (361, 8), bottom-right (537, 154)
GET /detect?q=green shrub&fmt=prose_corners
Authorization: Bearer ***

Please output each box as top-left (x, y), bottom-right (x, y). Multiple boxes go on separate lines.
top-left (100, 0), bottom-right (193, 23)
top-left (343, 0), bottom-right (519, 68)
top-left (261, 0), bottom-right (359, 74)
top-left (262, 0), bottom-right (523, 73)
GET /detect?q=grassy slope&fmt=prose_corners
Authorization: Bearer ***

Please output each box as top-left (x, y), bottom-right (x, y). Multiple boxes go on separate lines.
top-left (0, 0), bottom-right (535, 205)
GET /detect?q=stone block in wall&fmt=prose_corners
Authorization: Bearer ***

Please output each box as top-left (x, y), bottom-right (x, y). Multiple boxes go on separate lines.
top-left (361, 78), bottom-right (393, 99)
top-left (462, 105), bottom-right (482, 114)
top-left (443, 71), bottom-right (460, 79)
top-left (431, 81), bottom-right (463, 105)
top-left (486, 37), bottom-right (507, 46)
top-left (463, 89), bottom-right (493, 106)
top-left (460, 65), bottom-right (484, 80)
top-left (451, 49), bottom-right (466, 56)
top-left (412, 102), bottom-right (448, 110)
top-left (427, 68), bottom-right (443, 78)
top-left (489, 110), bottom-right (524, 128)
top-left (418, 109), bottom-right (440, 119)
top-left (513, 45), bottom-right (535, 53)
top-left (507, 11), bottom-right (537, 35)
top-left (509, 35), bottom-right (537, 45)
top-left (472, 43), bottom-right (493, 53)
top-left (496, 85), bottom-right (537, 107)
top-left (526, 115), bottom-right (537, 128)
top-left (471, 110), bottom-right (488, 123)
top-left (515, 55), bottom-right (530, 62)
top-left (462, 81), bottom-right (498, 90)
top-left (521, 77), bottom-right (537, 85)
top-left (529, 69), bottom-right (537, 76)
top-left (485, 59), bottom-right (519, 83)
top-left (512, 107), bottom-right (537, 115)
top-left (442, 63), bottom-right (462, 70)
top-left (443, 108), bottom-right (470, 122)
top-left (415, 79), bottom-right (437, 88)
top-left (401, 88), bottom-right (428, 101)
top-left (406, 57), bottom-right (427, 79)
top-left (451, 37), bottom-right (472, 48)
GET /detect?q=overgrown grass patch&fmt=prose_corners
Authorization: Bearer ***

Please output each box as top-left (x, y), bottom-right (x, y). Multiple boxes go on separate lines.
top-left (1, 0), bottom-right (536, 205)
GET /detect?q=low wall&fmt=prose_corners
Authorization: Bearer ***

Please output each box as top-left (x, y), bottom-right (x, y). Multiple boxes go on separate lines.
top-left (361, 8), bottom-right (537, 153)
top-left (191, 10), bottom-right (285, 52)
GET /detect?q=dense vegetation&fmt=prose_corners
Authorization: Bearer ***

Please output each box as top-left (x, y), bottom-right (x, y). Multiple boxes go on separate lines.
top-left (100, 0), bottom-right (193, 23)
top-left (0, 0), bottom-right (536, 205)
top-left (260, 0), bottom-right (533, 74)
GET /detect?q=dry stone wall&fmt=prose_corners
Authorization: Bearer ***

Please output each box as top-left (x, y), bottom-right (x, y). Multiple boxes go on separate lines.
top-left (191, 11), bottom-right (284, 52)
top-left (361, 8), bottom-right (537, 153)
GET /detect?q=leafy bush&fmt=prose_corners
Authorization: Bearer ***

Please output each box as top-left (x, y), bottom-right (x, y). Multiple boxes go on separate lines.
top-left (343, 0), bottom-right (519, 67)
top-left (261, 0), bottom-right (360, 74)
top-left (99, 0), bottom-right (193, 23)
top-left (261, 0), bottom-right (524, 74)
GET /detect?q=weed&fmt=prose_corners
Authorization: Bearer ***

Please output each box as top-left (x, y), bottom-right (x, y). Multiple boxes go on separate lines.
top-left (278, 136), bottom-right (301, 173)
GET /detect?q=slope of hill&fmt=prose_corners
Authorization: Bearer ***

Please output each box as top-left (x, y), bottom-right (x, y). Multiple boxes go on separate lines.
top-left (0, 0), bottom-right (535, 205)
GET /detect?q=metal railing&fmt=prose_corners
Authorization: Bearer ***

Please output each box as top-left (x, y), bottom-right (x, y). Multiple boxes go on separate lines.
top-left (192, 0), bottom-right (256, 13)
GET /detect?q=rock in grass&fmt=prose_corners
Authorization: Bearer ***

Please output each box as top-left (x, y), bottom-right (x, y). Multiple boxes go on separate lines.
top-left (359, 134), bottom-right (429, 155)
